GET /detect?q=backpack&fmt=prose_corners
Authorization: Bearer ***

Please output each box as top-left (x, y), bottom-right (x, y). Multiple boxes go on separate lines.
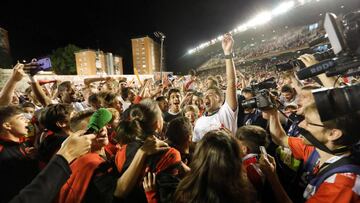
top-left (303, 154), bottom-right (360, 199)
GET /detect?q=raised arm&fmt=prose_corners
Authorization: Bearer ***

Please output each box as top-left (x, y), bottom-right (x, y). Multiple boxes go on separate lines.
top-left (222, 33), bottom-right (237, 111)
top-left (28, 76), bottom-right (53, 106)
top-left (263, 109), bottom-right (289, 147)
top-left (114, 136), bottom-right (169, 198)
top-left (298, 54), bottom-right (340, 87)
top-left (0, 63), bottom-right (25, 106)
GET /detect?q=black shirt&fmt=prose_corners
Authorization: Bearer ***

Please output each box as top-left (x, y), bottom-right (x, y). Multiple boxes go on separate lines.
top-left (0, 138), bottom-right (40, 203)
top-left (163, 111), bottom-right (181, 123)
top-left (10, 155), bottom-right (71, 203)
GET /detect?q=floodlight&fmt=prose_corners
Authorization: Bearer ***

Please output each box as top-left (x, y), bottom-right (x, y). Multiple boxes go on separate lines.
top-left (247, 12), bottom-right (272, 26)
top-left (272, 1), bottom-right (295, 16)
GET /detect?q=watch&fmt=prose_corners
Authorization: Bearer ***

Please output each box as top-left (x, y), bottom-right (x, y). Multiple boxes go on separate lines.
top-left (224, 52), bottom-right (235, 59)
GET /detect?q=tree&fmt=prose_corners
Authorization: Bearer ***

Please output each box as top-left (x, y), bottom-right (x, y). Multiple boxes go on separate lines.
top-left (50, 44), bottom-right (81, 75)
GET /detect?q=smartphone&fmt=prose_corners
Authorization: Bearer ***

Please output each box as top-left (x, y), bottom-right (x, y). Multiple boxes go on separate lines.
top-left (36, 58), bottom-right (52, 71)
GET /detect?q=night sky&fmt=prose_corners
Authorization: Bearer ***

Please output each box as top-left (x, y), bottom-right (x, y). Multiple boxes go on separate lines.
top-left (0, 0), bottom-right (280, 73)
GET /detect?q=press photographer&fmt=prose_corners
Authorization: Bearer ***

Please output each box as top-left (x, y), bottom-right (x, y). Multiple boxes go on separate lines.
top-left (238, 77), bottom-right (277, 129)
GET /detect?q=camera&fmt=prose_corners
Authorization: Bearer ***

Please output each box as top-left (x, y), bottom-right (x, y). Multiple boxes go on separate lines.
top-left (312, 83), bottom-right (360, 122)
top-left (296, 10), bottom-right (360, 80)
top-left (241, 77), bottom-right (277, 110)
top-left (275, 49), bottom-right (336, 72)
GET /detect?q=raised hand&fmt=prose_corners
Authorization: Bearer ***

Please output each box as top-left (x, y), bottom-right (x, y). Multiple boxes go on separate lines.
top-left (298, 54), bottom-right (319, 67)
top-left (140, 135), bottom-right (170, 156)
top-left (56, 130), bottom-right (96, 163)
top-left (222, 33), bottom-right (234, 55)
top-left (11, 63), bottom-right (26, 82)
top-left (259, 154), bottom-right (277, 177)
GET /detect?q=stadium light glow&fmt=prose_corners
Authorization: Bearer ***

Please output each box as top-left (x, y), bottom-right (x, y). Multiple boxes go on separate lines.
top-left (247, 12), bottom-right (272, 26)
top-left (272, 1), bottom-right (295, 16)
top-left (186, 0), bottom-right (315, 55)
top-left (187, 49), bottom-right (195, 55)
top-left (236, 24), bottom-right (248, 32)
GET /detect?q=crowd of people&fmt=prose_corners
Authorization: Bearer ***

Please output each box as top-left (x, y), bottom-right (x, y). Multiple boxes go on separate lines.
top-left (198, 23), bottom-right (323, 71)
top-left (0, 29), bottom-right (360, 203)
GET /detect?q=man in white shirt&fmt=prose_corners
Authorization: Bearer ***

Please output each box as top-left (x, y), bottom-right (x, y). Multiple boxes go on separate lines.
top-left (193, 33), bottom-right (238, 142)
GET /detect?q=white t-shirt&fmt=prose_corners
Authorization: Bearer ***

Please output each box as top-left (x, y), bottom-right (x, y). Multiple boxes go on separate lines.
top-left (118, 96), bottom-right (131, 111)
top-left (52, 99), bottom-right (89, 112)
top-left (72, 101), bottom-right (90, 112)
top-left (193, 102), bottom-right (238, 142)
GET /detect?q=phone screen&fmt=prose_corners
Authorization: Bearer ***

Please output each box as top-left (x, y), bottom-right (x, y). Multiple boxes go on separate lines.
top-left (37, 58), bottom-right (52, 71)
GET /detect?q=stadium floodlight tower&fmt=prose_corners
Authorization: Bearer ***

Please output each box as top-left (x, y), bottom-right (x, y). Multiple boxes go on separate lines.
top-left (154, 31), bottom-right (166, 83)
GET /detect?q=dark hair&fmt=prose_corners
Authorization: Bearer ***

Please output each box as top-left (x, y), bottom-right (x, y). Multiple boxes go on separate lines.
top-left (0, 106), bottom-right (23, 131)
top-left (156, 96), bottom-right (167, 102)
top-left (21, 102), bottom-right (36, 109)
top-left (242, 87), bottom-right (255, 96)
top-left (121, 87), bottom-right (133, 100)
top-left (88, 93), bottom-right (102, 109)
top-left (236, 125), bottom-right (269, 154)
top-left (167, 88), bottom-right (181, 100)
top-left (166, 117), bottom-right (193, 150)
top-left (174, 130), bottom-right (249, 203)
top-left (305, 103), bottom-right (360, 147)
top-left (325, 113), bottom-right (360, 146)
top-left (70, 109), bottom-right (96, 132)
top-left (115, 99), bottom-right (162, 143)
top-left (40, 104), bottom-right (74, 133)
top-left (98, 91), bottom-right (119, 108)
top-left (281, 84), bottom-right (295, 94)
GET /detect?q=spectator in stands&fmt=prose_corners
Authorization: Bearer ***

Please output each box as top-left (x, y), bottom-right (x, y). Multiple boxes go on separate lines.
top-left (182, 105), bottom-right (199, 127)
top-left (9, 131), bottom-right (96, 203)
top-left (155, 96), bottom-right (169, 115)
top-left (184, 69), bottom-right (198, 91)
top-left (235, 125), bottom-right (269, 191)
top-left (38, 104), bottom-right (74, 163)
top-left (193, 33), bottom-right (238, 141)
top-left (280, 85), bottom-right (298, 108)
top-left (120, 87), bottom-right (136, 111)
top-left (237, 87), bottom-right (268, 129)
top-left (0, 106), bottom-right (40, 202)
top-left (191, 92), bottom-right (204, 116)
top-left (262, 103), bottom-right (360, 203)
top-left (205, 76), bottom-right (219, 89)
top-left (21, 102), bottom-right (36, 120)
top-left (164, 88), bottom-right (182, 123)
top-left (58, 109), bottom-right (112, 203)
top-left (165, 117), bottom-right (193, 170)
top-left (174, 130), bottom-right (252, 203)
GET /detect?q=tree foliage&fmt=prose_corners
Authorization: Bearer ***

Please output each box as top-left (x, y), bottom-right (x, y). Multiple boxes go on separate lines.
top-left (50, 44), bottom-right (81, 75)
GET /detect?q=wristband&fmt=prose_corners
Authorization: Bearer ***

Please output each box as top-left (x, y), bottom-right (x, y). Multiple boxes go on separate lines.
top-left (224, 52), bottom-right (235, 59)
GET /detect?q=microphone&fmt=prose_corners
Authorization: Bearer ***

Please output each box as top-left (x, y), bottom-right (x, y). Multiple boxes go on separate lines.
top-left (86, 108), bottom-right (113, 134)
top-left (154, 31), bottom-right (166, 39)
top-left (296, 59), bottom-right (337, 80)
